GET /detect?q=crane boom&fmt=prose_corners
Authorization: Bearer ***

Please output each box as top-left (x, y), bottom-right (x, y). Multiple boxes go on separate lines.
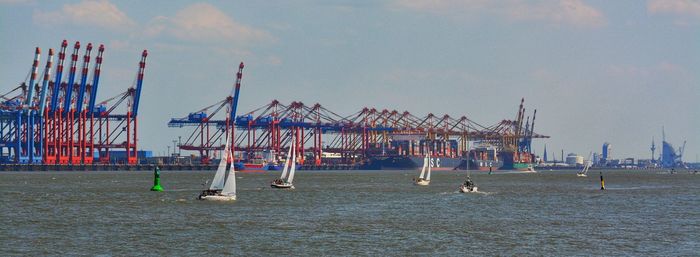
top-left (75, 43), bottom-right (93, 114)
top-left (25, 47), bottom-right (41, 108)
top-left (230, 62), bottom-right (245, 120)
top-left (63, 41), bottom-right (80, 115)
top-left (38, 48), bottom-right (54, 116)
top-left (50, 40), bottom-right (68, 113)
top-left (87, 44), bottom-right (104, 116)
top-left (131, 50), bottom-right (147, 116)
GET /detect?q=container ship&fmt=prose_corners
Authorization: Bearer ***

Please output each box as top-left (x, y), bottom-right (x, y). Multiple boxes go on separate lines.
top-left (361, 155), bottom-right (466, 170)
top-left (360, 138), bottom-right (467, 170)
top-left (361, 144), bottom-right (536, 171)
top-left (499, 151), bottom-right (535, 171)
top-left (465, 146), bottom-right (502, 171)
top-left (233, 150), bottom-right (280, 172)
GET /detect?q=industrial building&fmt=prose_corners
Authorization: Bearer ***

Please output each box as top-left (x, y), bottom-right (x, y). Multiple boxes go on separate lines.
top-left (660, 129), bottom-right (686, 168)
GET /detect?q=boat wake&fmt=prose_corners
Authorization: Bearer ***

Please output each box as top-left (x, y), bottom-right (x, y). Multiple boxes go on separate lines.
top-left (602, 185), bottom-right (674, 190)
top-left (163, 188), bottom-right (202, 192)
top-left (443, 190), bottom-right (495, 196)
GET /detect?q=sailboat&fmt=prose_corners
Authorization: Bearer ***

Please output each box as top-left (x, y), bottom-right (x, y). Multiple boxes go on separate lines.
top-left (198, 137), bottom-right (237, 201)
top-left (413, 151), bottom-right (431, 186)
top-left (271, 136), bottom-right (296, 189)
top-left (577, 152), bottom-right (592, 177)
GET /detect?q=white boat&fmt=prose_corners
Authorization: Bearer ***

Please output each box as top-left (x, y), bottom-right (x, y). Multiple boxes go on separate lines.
top-left (198, 137), bottom-right (237, 201)
top-left (459, 168), bottom-right (478, 193)
top-left (271, 135), bottom-right (296, 189)
top-left (460, 184), bottom-right (478, 193)
top-left (577, 151), bottom-right (592, 177)
top-left (413, 151), bottom-right (431, 186)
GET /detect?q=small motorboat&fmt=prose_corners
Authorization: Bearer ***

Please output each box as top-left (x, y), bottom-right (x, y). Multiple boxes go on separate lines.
top-left (459, 176), bottom-right (478, 193)
top-left (459, 184), bottom-right (478, 193)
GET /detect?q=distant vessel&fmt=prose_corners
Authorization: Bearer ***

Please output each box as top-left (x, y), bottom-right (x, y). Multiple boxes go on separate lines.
top-left (234, 150), bottom-right (280, 172)
top-left (413, 152), bottom-right (431, 186)
top-left (361, 155), bottom-right (464, 170)
top-left (271, 137), bottom-right (296, 189)
top-left (499, 150), bottom-right (535, 172)
top-left (198, 138), bottom-right (237, 201)
top-left (459, 177), bottom-right (478, 193)
top-left (577, 152), bottom-right (592, 177)
top-left (466, 146), bottom-right (502, 171)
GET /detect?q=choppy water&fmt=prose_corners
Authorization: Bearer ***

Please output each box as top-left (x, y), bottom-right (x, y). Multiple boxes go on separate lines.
top-left (1, 169), bottom-right (698, 256)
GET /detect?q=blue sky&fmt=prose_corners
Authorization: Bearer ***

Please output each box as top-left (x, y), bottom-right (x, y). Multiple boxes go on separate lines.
top-left (1, 0), bottom-right (698, 161)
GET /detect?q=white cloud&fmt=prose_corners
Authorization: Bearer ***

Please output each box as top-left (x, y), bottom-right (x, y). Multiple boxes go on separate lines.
top-left (265, 55), bottom-right (283, 66)
top-left (648, 0), bottom-right (700, 17)
top-left (392, 0), bottom-right (606, 28)
top-left (508, 0), bottom-right (605, 27)
top-left (0, 0), bottom-right (34, 4)
top-left (605, 61), bottom-right (691, 81)
top-left (33, 0), bottom-right (135, 30)
top-left (144, 3), bottom-right (274, 45)
top-left (109, 39), bottom-right (130, 50)
top-left (392, 0), bottom-right (492, 13)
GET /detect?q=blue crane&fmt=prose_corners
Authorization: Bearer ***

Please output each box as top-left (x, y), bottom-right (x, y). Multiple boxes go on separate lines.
top-left (38, 49), bottom-right (54, 117)
top-left (131, 50), bottom-right (147, 116)
top-left (49, 40), bottom-right (68, 114)
top-left (87, 44), bottom-right (104, 116)
top-left (62, 42), bottom-right (80, 116)
top-left (74, 43), bottom-right (92, 114)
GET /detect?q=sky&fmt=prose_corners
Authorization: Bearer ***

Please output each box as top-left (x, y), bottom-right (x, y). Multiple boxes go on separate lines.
top-left (1, 0), bottom-right (698, 161)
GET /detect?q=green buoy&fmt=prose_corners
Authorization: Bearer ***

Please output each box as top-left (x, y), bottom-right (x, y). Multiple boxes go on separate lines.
top-left (150, 167), bottom-right (164, 191)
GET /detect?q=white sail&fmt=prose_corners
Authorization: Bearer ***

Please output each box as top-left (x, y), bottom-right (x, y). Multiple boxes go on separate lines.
top-left (287, 144), bottom-right (297, 183)
top-left (579, 151), bottom-right (593, 176)
top-left (221, 153), bottom-right (236, 196)
top-left (280, 140), bottom-right (294, 180)
top-left (418, 154), bottom-right (428, 179)
top-left (426, 152), bottom-right (432, 181)
top-left (209, 138), bottom-right (230, 190)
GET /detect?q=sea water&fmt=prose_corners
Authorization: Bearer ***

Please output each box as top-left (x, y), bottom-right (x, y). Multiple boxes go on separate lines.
top-left (1, 169), bottom-right (698, 255)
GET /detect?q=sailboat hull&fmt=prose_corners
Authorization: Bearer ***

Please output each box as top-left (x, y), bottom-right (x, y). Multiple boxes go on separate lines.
top-left (271, 183), bottom-right (295, 189)
top-left (460, 185), bottom-right (478, 193)
top-left (198, 194), bottom-right (237, 201)
top-left (414, 179), bottom-right (430, 186)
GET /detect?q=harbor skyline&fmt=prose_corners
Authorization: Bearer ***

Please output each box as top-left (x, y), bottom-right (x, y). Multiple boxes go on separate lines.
top-left (1, 0), bottom-right (697, 160)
